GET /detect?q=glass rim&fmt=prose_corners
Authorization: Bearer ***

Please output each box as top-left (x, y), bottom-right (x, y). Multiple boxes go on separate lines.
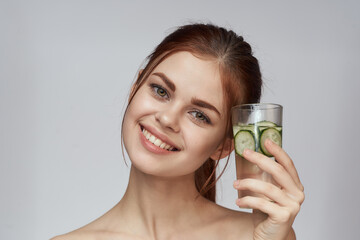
top-left (231, 103), bottom-right (283, 111)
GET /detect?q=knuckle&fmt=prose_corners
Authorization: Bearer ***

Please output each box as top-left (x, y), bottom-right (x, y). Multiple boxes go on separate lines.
top-left (257, 150), bottom-right (269, 160)
top-left (298, 191), bottom-right (305, 204)
top-left (243, 178), bottom-right (259, 191)
top-left (241, 196), bottom-right (252, 205)
top-left (278, 210), bottom-right (291, 223)
top-left (291, 202), bottom-right (301, 214)
top-left (263, 182), bottom-right (275, 194)
top-left (242, 178), bottom-right (253, 186)
top-left (272, 144), bottom-right (286, 158)
top-left (257, 198), bottom-right (268, 210)
top-left (273, 164), bottom-right (285, 176)
top-left (285, 160), bottom-right (295, 171)
top-left (283, 211), bottom-right (291, 221)
top-left (239, 179), bottom-right (251, 189)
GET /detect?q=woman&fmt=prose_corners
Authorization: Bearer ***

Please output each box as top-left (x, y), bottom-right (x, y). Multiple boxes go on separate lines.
top-left (53, 23), bottom-right (304, 240)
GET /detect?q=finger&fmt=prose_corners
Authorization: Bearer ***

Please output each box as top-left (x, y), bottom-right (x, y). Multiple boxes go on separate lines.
top-left (265, 139), bottom-right (304, 191)
top-left (234, 178), bottom-right (293, 207)
top-left (243, 149), bottom-right (302, 200)
top-left (236, 196), bottom-right (292, 223)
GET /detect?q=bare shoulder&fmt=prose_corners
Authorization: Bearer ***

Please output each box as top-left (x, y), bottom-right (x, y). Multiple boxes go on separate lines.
top-left (50, 219), bottom-right (132, 240)
top-left (214, 204), bottom-right (254, 229)
top-left (50, 218), bottom-right (142, 240)
top-left (200, 201), bottom-right (255, 239)
top-left (50, 229), bottom-right (98, 240)
top-left (50, 229), bottom-right (139, 240)
top-left (50, 220), bottom-right (98, 240)
top-left (50, 231), bottom-right (84, 240)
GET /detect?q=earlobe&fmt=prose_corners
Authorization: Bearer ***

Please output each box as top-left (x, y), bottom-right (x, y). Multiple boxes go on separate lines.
top-left (210, 137), bottom-right (234, 160)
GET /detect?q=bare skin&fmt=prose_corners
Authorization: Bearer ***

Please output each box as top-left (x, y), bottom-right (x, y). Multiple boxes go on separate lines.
top-left (52, 52), bottom-right (302, 240)
top-left (52, 152), bottom-right (298, 240)
top-left (53, 166), bottom-right (255, 240)
top-left (52, 164), bottom-right (296, 240)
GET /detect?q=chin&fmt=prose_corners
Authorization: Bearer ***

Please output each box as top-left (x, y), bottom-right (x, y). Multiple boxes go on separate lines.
top-left (129, 154), bottom-right (197, 179)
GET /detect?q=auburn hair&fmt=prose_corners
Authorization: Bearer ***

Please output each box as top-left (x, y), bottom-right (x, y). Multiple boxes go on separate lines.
top-left (122, 23), bottom-right (262, 202)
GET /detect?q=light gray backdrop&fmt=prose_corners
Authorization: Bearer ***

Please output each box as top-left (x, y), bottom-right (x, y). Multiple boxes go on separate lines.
top-left (1, 0), bottom-right (359, 239)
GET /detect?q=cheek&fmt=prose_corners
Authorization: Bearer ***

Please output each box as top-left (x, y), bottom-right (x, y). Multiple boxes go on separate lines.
top-left (184, 126), bottom-right (224, 159)
top-left (125, 90), bottom-right (157, 120)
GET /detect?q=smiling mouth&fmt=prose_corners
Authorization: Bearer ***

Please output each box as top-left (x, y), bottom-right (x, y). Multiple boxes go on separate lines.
top-left (140, 125), bottom-right (179, 151)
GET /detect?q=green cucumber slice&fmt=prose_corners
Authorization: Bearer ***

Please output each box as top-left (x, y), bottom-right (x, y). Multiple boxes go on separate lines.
top-left (240, 124), bottom-right (257, 133)
top-left (234, 130), bottom-right (256, 157)
top-left (256, 120), bottom-right (277, 127)
top-left (233, 124), bottom-right (258, 138)
top-left (258, 126), bottom-right (282, 133)
top-left (260, 128), bottom-right (282, 157)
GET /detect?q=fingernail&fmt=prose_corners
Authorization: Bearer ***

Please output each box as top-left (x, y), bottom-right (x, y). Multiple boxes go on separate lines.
top-left (233, 180), bottom-right (240, 187)
top-left (244, 149), bottom-right (253, 156)
top-left (265, 138), bottom-right (273, 145)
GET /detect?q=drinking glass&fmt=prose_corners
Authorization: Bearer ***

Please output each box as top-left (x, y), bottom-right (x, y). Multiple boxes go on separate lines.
top-left (231, 103), bottom-right (283, 199)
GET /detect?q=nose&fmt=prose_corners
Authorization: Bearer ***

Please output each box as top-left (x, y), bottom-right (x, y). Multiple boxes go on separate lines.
top-left (155, 106), bottom-right (180, 133)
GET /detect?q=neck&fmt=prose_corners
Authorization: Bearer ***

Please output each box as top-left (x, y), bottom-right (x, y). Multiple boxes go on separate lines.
top-left (116, 165), bottom-right (209, 239)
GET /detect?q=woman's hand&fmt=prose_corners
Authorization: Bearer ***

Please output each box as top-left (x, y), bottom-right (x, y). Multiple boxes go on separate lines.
top-left (233, 139), bottom-right (305, 240)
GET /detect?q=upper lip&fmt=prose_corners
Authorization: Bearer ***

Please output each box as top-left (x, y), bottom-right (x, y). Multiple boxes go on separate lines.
top-left (140, 123), bottom-right (181, 151)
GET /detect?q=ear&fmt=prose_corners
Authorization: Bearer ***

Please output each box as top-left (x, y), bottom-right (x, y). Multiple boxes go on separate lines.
top-left (210, 137), bottom-right (234, 160)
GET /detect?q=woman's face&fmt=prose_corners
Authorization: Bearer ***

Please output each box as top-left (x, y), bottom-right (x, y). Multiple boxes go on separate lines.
top-left (123, 51), bottom-right (228, 178)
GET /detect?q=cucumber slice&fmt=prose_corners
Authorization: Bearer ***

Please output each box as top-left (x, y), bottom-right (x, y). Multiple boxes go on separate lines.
top-left (274, 126), bottom-right (282, 133)
top-left (234, 130), bottom-right (256, 157)
top-left (260, 128), bottom-right (282, 157)
top-left (233, 124), bottom-right (257, 137)
top-left (258, 126), bottom-right (282, 133)
top-left (258, 126), bottom-right (268, 132)
top-left (256, 120), bottom-right (277, 127)
top-left (239, 124), bottom-right (257, 133)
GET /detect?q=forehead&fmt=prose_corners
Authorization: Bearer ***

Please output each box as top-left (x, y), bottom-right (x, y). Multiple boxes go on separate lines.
top-left (152, 51), bottom-right (224, 109)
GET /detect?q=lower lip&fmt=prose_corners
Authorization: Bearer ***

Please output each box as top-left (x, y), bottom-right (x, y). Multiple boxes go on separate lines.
top-left (139, 125), bottom-right (176, 155)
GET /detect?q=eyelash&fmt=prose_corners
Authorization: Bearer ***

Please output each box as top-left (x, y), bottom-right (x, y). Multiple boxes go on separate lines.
top-left (189, 110), bottom-right (211, 124)
top-left (150, 84), bottom-right (170, 99)
top-left (149, 83), bottom-right (211, 125)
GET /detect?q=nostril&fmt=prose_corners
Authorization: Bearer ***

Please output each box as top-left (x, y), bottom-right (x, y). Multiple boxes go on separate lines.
top-left (155, 111), bottom-right (180, 133)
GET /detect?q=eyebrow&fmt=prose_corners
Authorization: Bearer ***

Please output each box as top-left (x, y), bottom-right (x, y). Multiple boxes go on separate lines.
top-left (152, 72), bottom-right (221, 117)
top-left (152, 72), bottom-right (176, 92)
top-left (191, 98), bottom-right (221, 117)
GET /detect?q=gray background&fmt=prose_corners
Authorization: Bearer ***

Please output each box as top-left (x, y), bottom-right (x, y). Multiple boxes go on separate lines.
top-left (1, 0), bottom-right (359, 239)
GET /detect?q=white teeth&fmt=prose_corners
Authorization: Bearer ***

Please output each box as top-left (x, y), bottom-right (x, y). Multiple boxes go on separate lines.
top-left (154, 139), bottom-right (162, 147)
top-left (149, 135), bottom-right (156, 143)
top-left (143, 129), bottom-right (150, 139)
top-left (142, 127), bottom-right (176, 151)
